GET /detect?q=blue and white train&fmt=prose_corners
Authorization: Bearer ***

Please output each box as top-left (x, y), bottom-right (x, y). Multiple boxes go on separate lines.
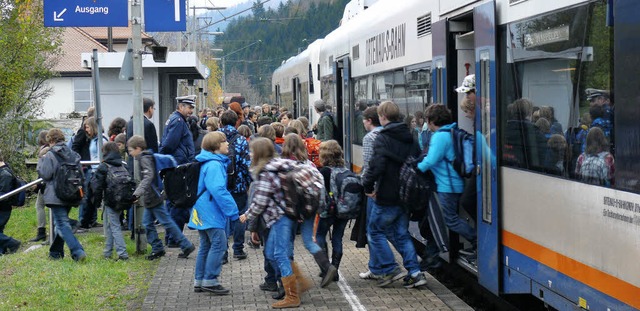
top-left (273, 0), bottom-right (640, 310)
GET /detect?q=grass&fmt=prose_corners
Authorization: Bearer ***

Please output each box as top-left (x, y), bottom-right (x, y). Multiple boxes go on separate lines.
top-left (0, 200), bottom-right (160, 310)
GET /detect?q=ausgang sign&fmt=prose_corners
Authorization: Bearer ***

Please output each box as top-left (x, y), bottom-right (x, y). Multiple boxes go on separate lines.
top-left (44, 0), bottom-right (128, 27)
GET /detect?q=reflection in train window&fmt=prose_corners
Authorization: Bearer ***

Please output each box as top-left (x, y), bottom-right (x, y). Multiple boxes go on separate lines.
top-left (499, 2), bottom-right (615, 187)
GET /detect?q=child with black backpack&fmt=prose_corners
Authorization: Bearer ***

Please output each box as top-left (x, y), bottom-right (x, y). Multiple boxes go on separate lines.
top-left (91, 142), bottom-right (133, 260)
top-left (0, 151), bottom-right (22, 255)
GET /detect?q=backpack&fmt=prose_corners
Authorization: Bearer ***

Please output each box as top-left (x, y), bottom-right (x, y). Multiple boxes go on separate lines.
top-left (160, 162), bottom-right (205, 209)
top-left (329, 167), bottom-right (364, 219)
top-left (578, 152), bottom-right (609, 186)
top-left (51, 152), bottom-right (85, 204)
top-left (152, 153), bottom-right (177, 192)
top-left (304, 138), bottom-right (322, 167)
top-left (226, 132), bottom-right (241, 191)
top-left (277, 162), bottom-right (325, 219)
top-left (440, 126), bottom-right (474, 178)
top-left (104, 164), bottom-right (136, 211)
top-left (398, 155), bottom-right (435, 218)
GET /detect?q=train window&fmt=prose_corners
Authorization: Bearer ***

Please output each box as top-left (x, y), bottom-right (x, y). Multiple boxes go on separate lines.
top-left (499, 2), bottom-right (614, 187)
top-left (405, 67), bottom-right (431, 114)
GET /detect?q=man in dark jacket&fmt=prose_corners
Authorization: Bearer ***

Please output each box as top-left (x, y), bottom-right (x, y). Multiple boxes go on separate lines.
top-left (126, 97), bottom-right (159, 154)
top-left (160, 95), bottom-right (196, 246)
top-left (0, 153), bottom-right (21, 256)
top-left (361, 101), bottom-right (426, 289)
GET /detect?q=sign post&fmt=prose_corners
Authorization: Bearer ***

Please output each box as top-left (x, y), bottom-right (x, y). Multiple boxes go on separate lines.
top-left (44, 0), bottom-right (128, 27)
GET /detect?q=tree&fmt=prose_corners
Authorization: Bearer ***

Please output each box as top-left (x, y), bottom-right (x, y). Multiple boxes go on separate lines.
top-left (226, 68), bottom-right (261, 106)
top-left (0, 0), bottom-right (62, 172)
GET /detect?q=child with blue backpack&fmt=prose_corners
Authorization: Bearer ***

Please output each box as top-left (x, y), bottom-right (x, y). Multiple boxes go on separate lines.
top-left (127, 135), bottom-right (195, 261)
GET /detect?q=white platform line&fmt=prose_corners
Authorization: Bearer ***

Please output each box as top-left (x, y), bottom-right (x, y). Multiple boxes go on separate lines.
top-left (335, 271), bottom-right (367, 311)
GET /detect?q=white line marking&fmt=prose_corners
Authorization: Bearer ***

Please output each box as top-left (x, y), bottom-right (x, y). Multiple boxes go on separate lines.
top-left (174, 0), bottom-right (180, 22)
top-left (336, 271), bottom-right (367, 311)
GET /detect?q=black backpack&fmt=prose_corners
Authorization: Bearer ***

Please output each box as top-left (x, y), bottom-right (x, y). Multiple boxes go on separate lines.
top-left (104, 164), bottom-right (136, 211)
top-left (160, 161), bottom-right (205, 209)
top-left (329, 167), bottom-right (364, 220)
top-left (51, 152), bottom-right (84, 204)
top-left (226, 132), bottom-right (241, 191)
top-left (398, 155), bottom-right (435, 218)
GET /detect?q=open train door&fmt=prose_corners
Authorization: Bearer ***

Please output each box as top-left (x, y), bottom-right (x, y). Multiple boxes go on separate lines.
top-left (292, 77), bottom-right (301, 118)
top-left (333, 57), bottom-right (350, 168)
top-left (474, 0), bottom-right (500, 295)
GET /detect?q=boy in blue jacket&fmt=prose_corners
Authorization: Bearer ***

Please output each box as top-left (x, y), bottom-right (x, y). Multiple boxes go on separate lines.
top-left (417, 104), bottom-right (477, 256)
top-left (188, 132), bottom-right (239, 295)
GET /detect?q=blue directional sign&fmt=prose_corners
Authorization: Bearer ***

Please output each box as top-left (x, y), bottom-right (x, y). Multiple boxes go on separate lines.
top-left (145, 0), bottom-right (187, 32)
top-left (44, 0), bottom-right (128, 27)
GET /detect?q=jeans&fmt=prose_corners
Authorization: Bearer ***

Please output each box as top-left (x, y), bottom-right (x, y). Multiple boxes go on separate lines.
top-left (0, 210), bottom-right (16, 252)
top-left (264, 216), bottom-right (295, 278)
top-left (143, 202), bottom-right (193, 253)
top-left (194, 228), bottom-right (226, 287)
top-left (367, 201), bottom-right (420, 276)
top-left (230, 192), bottom-right (248, 254)
top-left (300, 216), bottom-right (322, 255)
top-left (166, 201), bottom-right (190, 245)
top-left (79, 169), bottom-right (97, 228)
top-left (261, 228), bottom-right (277, 284)
top-left (316, 216), bottom-right (348, 257)
top-left (365, 198), bottom-right (381, 272)
top-left (103, 206), bottom-right (128, 258)
top-left (49, 206), bottom-right (85, 260)
top-left (438, 192), bottom-right (476, 244)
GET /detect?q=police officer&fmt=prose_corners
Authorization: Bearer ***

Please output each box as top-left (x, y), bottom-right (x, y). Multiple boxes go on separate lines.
top-left (160, 95), bottom-right (196, 246)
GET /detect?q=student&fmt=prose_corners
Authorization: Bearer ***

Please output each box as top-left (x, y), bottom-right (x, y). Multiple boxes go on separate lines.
top-left (37, 128), bottom-right (86, 261)
top-left (91, 142), bottom-right (130, 260)
top-left (30, 130), bottom-right (50, 242)
top-left (0, 151), bottom-right (21, 255)
top-left (127, 135), bottom-right (196, 261)
top-left (239, 138), bottom-right (299, 309)
top-left (189, 132), bottom-right (239, 295)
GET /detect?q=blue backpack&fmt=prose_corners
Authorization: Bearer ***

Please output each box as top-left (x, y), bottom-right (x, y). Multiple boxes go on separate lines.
top-left (440, 126), bottom-right (474, 178)
top-left (152, 153), bottom-right (177, 192)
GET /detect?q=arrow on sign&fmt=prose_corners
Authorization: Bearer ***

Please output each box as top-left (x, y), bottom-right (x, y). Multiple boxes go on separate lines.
top-left (53, 8), bottom-right (67, 21)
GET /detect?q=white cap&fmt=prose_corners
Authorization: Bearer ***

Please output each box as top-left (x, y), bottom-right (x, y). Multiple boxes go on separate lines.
top-left (176, 95), bottom-right (197, 107)
top-left (455, 74), bottom-right (476, 93)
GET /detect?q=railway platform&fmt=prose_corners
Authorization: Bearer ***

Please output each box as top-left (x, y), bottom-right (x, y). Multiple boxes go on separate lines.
top-left (142, 226), bottom-right (472, 311)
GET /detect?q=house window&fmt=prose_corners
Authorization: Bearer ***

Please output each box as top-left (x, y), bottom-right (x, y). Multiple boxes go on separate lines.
top-left (73, 78), bottom-right (92, 112)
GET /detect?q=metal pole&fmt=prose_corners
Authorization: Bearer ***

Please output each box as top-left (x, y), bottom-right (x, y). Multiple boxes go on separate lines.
top-left (132, 0), bottom-right (147, 254)
top-left (92, 49), bottom-right (104, 162)
top-left (222, 57), bottom-right (226, 92)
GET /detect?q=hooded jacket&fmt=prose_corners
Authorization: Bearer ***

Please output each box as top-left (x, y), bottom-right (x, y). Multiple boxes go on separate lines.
top-left (37, 143), bottom-right (83, 206)
top-left (91, 151), bottom-right (126, 207)
top-left (219, 125), bottom-right (251, 194)
top-left (188, 151), bottom-right (239, 230)
top-left (416, 123), bottom-right (464, 193)
top-left (362, 122), bottom-right (418, 206)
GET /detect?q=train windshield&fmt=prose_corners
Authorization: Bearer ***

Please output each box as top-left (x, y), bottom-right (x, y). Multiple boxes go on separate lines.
top-left (498, 2), bottom-right (620, 188)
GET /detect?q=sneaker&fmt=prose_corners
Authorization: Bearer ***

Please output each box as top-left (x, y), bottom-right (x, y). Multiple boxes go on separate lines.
top-left (202, 285), bottom-right (230, 295)
top-left (233, 251), bottom-right (248, 260)
top-left (91, 222), bottom-right (103, 228)
top-left (403, 272), bottom-right (428, 288)
top-left (194, 286), bottom-right (203, 293)
top-left (376, 267), bottom-right (406, 287)
top-left (359, 270), bottom-right (381, 280)
top-left (178, 245), bottom-right (196, 259)
top-left (5, 241), bottom-right (21, 254)
top-left (458, 247), bottom-right (476, 258)
top-left (73, 253), bottom-right (87, 262)
top-left (146, 250), bottom-right (166, 260)
top-left (259, 282), bottom-right (278, 292)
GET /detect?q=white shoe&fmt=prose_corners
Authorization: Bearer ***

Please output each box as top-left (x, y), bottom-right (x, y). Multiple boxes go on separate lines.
top-left (359, 270), bottom-right (381, 280)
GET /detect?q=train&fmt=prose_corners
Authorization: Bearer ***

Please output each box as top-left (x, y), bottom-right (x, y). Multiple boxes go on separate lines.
top-left (272, 0), bottom-right (640, 310)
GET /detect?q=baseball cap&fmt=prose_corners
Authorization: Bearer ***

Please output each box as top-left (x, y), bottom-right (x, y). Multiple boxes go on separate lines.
top-left (176, 95), bottom-right (196, 107)
top-left (455, 74), bottom-right (476, 93)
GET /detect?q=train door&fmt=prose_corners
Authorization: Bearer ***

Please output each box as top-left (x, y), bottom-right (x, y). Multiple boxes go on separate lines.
top-left (333, 57), bottom-right (350, 167)
top-left (292, 77), bottom-right (301, 118)
top-left (474, 0), bottom-right (499, 295)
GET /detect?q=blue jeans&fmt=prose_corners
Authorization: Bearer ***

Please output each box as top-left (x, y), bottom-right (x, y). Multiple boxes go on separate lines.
top-left (365, 198), bottom-right (382, 272)
top-left (230, 192), bottom-right (248, 254)
top-left (166, 201), bottom-right (190, 245)
top-left (316, 216), bottom-right (348, 256)
top-left (103, 206), bottom-right (128, 258)
top-left (438, 192), bottom-right (476, 244)
top-left (261, 228), bottom-right (277, 284)
top-left (265, 216), bottom-right (295, 278)
top-left (79, 169), bottom-right (97, 227)
top-left (49, 206), bottom-right (85, 260)
top-left (143, 202), bottom-right (193, 253)
top-left (0, 210), bottom-right (17, 253)
top-left (194, 228), bottom-right (226, 287)
top-left (300, 216), bottom-right (322, 255)
top-left (367, 201), bottom-right (420, 276)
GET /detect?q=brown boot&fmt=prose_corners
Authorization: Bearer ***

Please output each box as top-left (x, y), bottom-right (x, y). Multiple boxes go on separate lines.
top-left (272, 274), bottom-right (300, 309)
top-left (291, 261), bottom-right (313, 294)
